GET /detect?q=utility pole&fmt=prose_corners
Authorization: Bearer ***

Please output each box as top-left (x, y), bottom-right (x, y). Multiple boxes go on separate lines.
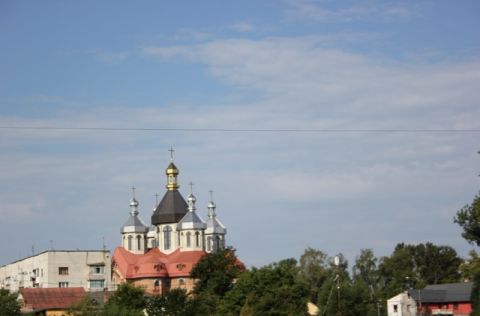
top-left (335, 255), bottom-right (343, 316)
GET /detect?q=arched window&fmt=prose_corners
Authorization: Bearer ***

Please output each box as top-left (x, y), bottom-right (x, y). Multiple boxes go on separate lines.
top-left (215, 236), bottom-right (221, 251)
top-left (154, 279), bottom-right (161, 287)
top-left (195, 231), bottom-right (200, 247)
top-left (163, 226), bottom-right (172, 250)
top-left (127, 236), bottom-right (133, 251)
top-left (178, 278), bottom-right (185, 287)
top-left (186, 232), bottom-right (191, 247)
top-left (207, 237), bottom-right (212, 252)
top-left (136, 235), bottom-right (142, 250)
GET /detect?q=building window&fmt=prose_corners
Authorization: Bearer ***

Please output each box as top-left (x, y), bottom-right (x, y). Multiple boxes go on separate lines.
top-left (137, 235), bottom-right (142, 250)
top-left (89, 280), bottom-right (104, 289)
top-left (195, 231), bottom-right (200, 247)
top-left (454, 303), bottom-right (459, 310)
top-left (215, 236), bottom-right (221, 250)
top-left (58, 267), bottom-right (69, 275)
top-left (393, 304), bottom-right (398, 313)
top-left (90, 266), bottom-right (105, 274)
top-left (59, 282), bottom-right (69, 288)
top-left (178, 278), bottom-right (185, 287)
top-left (207, 237), bottom-right (212, 251)
top-left (186, 232), bottom-right (191, 247)
top-left (154, 279), bottom-right (161, 292)
top-left (128, 235), bottom-right (133, 250)
top-left (163, 226), bottom-right (172, 250)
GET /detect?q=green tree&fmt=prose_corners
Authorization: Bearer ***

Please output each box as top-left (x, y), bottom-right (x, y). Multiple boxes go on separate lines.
top-left (352, 249), bottom-right (382, 316)
top-left (190, 247), bottom-right (244, 297)
top-left (146, 288), bottom-right (192, 316)
top-left (378, 244), bottom-right (417, 299)
top-left (415, 243), bottom-right (462, 284)
top-left (317, 254), bottom-right (367, 316)
top-left (218, 258), bottom-right (310, 316)
top-left (0, 289), bottom-right (20, 316)
top-left (379, 242), bottom-right (463, 299)
top-left (454, 191), bottom-right (480, 315)
top-left (299, 247), bottom-right (330, 304)
top-left (188, 247), bottom-right (244, 315)
top-left (101, 303), bottom-right (144, 316)
top-left (102, 283), bottom-right (146, 316)
top-left (454, 192), bottom-right (480, 246)
top-left (460, 250), bottom-right (480, 282)
top-left (68, 295), bottom-right (101, 316)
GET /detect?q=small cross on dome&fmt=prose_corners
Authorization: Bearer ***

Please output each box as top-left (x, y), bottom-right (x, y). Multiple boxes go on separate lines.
top-left (168, 146), bottom-right (175, 161)
top-left (188, 181), bottom-right (194, 194)
top-left (131, 185), bottom-right (136, 198)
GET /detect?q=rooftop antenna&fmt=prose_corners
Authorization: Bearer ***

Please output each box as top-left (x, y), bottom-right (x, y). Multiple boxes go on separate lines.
top-left (50, 240), bottom-right (54, 250)
top-left (102, 236), bottom-right (106, 252)
top-left (31, 245), bottom-right (35, 256)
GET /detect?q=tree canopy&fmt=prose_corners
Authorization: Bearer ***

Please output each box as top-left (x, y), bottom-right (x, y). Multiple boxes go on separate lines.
top-left (455, 191), bottom-right (480, 315)
top-left (58, 242), bottom-right (467, 316)
top-left (190, 247), bottom-right (244, 297)
top-left (378, 242), bottom-right (462, 298)
top-left (146, 288), bottom-right (192, 316)
top-left (102, 283), bottom-right (146, 316)
top-left (454, 192), bottom-right (480, 246)
top-left (0, 289), bottom-right (20, 316)
top-left (218, 258), bottom-right (310, 316)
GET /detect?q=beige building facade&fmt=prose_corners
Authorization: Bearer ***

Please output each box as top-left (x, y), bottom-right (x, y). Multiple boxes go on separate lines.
top-left (0, 250), bottom-right (111, 292)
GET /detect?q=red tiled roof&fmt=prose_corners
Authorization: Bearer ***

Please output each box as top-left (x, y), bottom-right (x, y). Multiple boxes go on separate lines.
top-left (112, 247), bottom-right (206, 279)
top-left (20, 287), bottom-right (85, 311)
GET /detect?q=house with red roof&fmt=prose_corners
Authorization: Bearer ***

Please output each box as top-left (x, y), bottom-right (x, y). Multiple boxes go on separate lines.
top-left (112, 150), bottom-right (227, 294)
top-left (387, 282), bottom-right (473, 316)
top-left (19, 287), bottom-right (86, 315)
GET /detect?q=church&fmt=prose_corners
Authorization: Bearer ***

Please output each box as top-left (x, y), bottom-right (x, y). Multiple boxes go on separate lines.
top-left (111, 150), bottom-right (227, 294)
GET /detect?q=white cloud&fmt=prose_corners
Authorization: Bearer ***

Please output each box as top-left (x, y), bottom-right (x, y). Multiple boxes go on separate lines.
top-left (0, 197), bottom-right (45, 220)
top-left (92, 49), bottom-right (129, 64)
top-left (171, 28), bottom-right (213, 42)
top-left (228, 22), bottom-right (256, 33)
top-left (2, 31), bottom-right (479, 266)
top-left (284, 0), bottom-right (414, 23)
top-left (142, 36), bottom-right (480, 131)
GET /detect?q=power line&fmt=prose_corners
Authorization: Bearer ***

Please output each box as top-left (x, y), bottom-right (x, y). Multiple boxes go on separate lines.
top-left (0, 126), bottom-right (479, 133)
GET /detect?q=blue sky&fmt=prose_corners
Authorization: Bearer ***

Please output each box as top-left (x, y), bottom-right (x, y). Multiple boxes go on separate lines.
top-left (0, 0), bottom-right (479, 267)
